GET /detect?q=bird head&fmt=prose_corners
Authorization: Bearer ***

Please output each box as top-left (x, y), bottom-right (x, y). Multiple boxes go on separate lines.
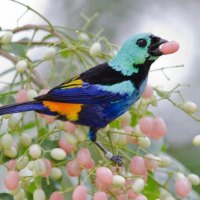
top-left (108, 33), bottom-right (170, 76)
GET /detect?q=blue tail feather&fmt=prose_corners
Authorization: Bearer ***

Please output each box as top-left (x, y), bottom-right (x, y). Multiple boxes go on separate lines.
top-left (0, 101), bottom-right (45, 116)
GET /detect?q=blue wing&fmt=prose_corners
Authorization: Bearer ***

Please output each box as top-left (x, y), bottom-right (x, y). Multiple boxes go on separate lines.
top-left (35, 81), bottom-right (129, 104)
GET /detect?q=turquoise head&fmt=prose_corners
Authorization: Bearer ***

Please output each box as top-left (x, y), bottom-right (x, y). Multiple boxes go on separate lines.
top-left (108, 33), bottom-right (167, 76)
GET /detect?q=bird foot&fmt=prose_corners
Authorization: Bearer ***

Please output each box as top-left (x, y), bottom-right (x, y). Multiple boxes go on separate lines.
top-left (110, 155), bottom-right (123, 166)
top-left (105, 151), bottom-right (123, 166)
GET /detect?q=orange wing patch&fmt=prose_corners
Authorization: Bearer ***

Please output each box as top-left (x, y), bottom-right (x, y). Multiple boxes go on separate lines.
top-left (43, 101), bottom-right (82, 121)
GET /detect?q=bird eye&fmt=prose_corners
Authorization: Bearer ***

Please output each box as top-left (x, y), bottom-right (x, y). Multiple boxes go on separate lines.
top-left (136, 39), bottom-right (147, 47)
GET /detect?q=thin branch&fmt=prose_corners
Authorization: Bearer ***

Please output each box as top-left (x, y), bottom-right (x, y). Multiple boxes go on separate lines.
top-left (0, 49), bottom-right (17, 63)
top-left (0, 48), bottom-right (46, 88)
top-left (9, 0), bottom-right (54, 32)
top-left (151, 64), bottom-right (184, 72)
top-left (12, 24), bottom-right (65, 41)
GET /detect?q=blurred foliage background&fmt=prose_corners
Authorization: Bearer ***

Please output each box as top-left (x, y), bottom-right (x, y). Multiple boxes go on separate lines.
top-left (0, 0), bottom-right (200, 195)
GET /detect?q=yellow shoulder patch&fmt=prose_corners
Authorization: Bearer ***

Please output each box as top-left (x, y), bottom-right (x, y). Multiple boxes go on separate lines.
top-left (43, 101), bottom-right (82, 121)
top-left (62, 79), bottom-right (83, 89)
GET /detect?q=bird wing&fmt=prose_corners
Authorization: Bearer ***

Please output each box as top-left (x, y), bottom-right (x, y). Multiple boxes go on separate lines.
top-left (35, 78), bottom-right (128, 104)
top-left (35, 63), bottom-right (132, 104)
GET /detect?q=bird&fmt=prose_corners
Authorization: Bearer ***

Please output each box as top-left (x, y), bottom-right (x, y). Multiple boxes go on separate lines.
top-left (0, 33), bottom-right (177, 166)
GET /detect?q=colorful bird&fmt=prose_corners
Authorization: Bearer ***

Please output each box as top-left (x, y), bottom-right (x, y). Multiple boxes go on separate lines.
top-left (0, 33), bottom-right (179, 166)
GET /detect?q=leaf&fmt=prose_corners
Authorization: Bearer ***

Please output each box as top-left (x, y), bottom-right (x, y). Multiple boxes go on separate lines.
top-left (41, 140), bottom-right (58, 151)
top-left (143, 175), bottom-right (160, 200)
top-left (42, 34), bottom-right (54, 42)
top-left (0, 193), bottom-right (13, 200)
top-left (60, 50), bottom-right (71, 58)
top-left (2, 43), bottom-right (27, 57)
top-left (41, 178), bottom-right (57, 198)
top-left (23, 121), bottom-right (37, 130)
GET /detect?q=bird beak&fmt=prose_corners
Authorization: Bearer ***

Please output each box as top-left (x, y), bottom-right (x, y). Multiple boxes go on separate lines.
top-left (148, 37), bottom-right (168, 56)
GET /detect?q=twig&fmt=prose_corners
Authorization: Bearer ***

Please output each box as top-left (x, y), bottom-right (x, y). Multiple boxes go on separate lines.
top-left (0, 48), bottom-right (46, 88)
top-left (12, 24), bottom-right (65, 41)
top-left (9, 0), bottom-right (54, 32)
top-left (151, 64), bottom-right (184, 72)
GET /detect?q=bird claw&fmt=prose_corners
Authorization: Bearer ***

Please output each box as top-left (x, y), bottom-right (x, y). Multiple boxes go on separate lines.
top-left (110, 155), bottom-right (123, 166)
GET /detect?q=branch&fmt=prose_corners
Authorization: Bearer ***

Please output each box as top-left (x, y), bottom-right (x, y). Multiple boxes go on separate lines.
top-left (0, 48), bottom-right (46, 88)
top-left (8, 0), bottom-right (54, 32)
top-left (12, 24), bottom-right (65, 41)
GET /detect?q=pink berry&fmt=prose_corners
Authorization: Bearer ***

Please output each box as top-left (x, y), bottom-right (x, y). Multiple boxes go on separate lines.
top-left (15, 89), bottom-right (28, 103)
top-left (72, 185), bottom-right (87, 200)
top-left (84, 159), bottom-right (95, 169)
top-left (49, 191), bottom-right (64, 200)
top-left (96, 167), bottom-right (113, 187)
top-left (77, 148), bottom-right (92, 168)
top-left (44, 115), bottom-right (56, 124)
top-left (64, 121), bottom-right (77, 133)
top-left (7, 159), bottom-right (16, 170)
top-left (127, 189), bottom-right (137, 199)
top-left (95, 178), bottom-right (109, 191)
top-left (130, 156), bottom-right (146, 175)
top-left (66, 159), bottom-right (82, 177)
top-left (120, 112), bottom-right (131, 127)
top-left (93, 191), bottom-right (108, 200)
top-left (135, 194), bottom-right (147, 200)
top-left (4, 170), bottom-right (20, 190)
top-left (144, 156), bottom-right (158, 172)
top-left (159, 41), bottom-right (179, 55)
top-left (117, 194), bottom-right (126, 200)
top-left (142, 84), bottom-right (153, 99)
top-left (43, 159), bottom-right (52, 177)
top-left (123, 126), bottom-right (133, 134)
top-left (151, 117), bottom-right (167, 139)
top-left (58, 138), bottom-right (75, 154)
top-left (175, 178), bottom-right (192, 197)
top-left (139, 117), bottom-right (153, 137)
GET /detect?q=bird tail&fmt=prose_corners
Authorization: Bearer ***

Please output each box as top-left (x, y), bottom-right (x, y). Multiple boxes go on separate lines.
top-left (0, 101), bottom-right (44, 116)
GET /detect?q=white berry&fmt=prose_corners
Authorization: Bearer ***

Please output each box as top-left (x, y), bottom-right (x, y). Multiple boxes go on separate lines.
top-left (27, 89), bottom-right (38, 101)
top-left (182, 101), bottom-right (198, 114)
top-left (4, 146), bottom-right (17, 158)
top-left (76, 31), bottom-right (89, 41)
top-left (43, 47), bottom-right (56, 60)
top-left (2, 31), bottom-right (13, 43)
top-left (34, 159), bottom-right (46, 176)
top-left (138, 136), bottom-right (151, 148)
top-left (20, 133), bottom-right (32, 147)
top-left (193, 135), bottom-right (200, 146)
top-left (112, 175), bottom-right (126, 187)
top-left (16, 60), bottom-right (27, 73)
top-left (131, 178), bottom-right (145, 193)
top-left (159, 155), bottom-right (172, 167)
top-left (1, 134), bottom-right (13, 149)
top-left (51, 167), bottom-right (62, 180)
top-left (33, 188), bottom-right (45, 200)
top-left (188, 173), bottom-right (200, 185)
top-left (29, 144), bottom-right (42, 158)
top-left (50, 148), bottom-right (66, 160)
top-left (89, 42), bottom-right (101, 57)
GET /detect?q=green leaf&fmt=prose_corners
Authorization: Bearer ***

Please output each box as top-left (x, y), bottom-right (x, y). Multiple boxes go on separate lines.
top-left (2, 43), bottom-right (27, 57)
top-left (60, 50), bottom-right (71, 58)
top-left (143, 176), bottom-right (160, 200)
top-left (42, 34), bottom-right (54, 42)
top-left (23, 121), bottom-right (37, 130)
top-left (41, 140), bottom-right (58, 151)
top-left (41, 178), bottom-right (56, 198)
top-left (38, 127), bottom-right (48, 137)
top-left (25, 181), bottom-right (36, 194)
top-left (0, 193), bottom-right (13, 200)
